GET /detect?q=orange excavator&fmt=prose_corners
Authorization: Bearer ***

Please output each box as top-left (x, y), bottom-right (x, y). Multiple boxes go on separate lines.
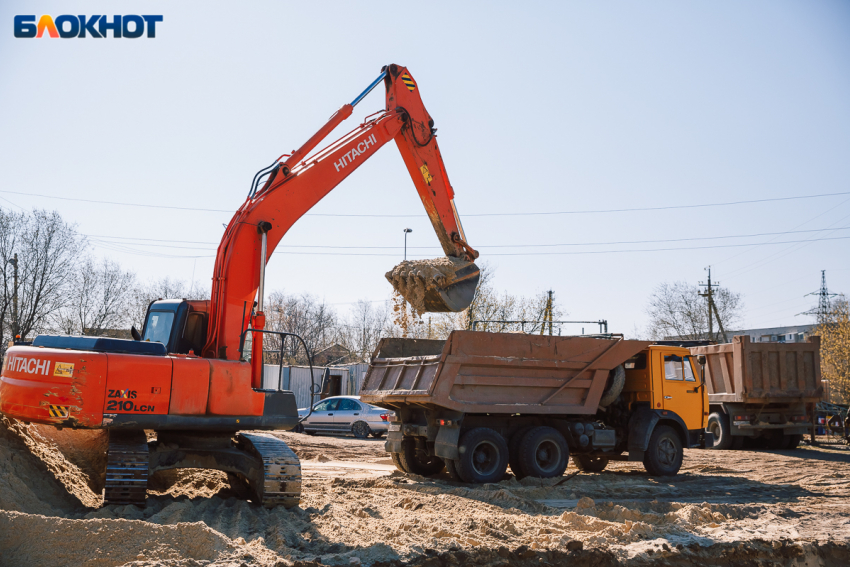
top-left (0, 64), bottom-right (479, 507)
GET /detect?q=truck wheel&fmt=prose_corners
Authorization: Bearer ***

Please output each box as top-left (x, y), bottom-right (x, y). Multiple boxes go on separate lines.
top-left (398, 438), bottom-right (445, 476)
top-left (784, 434), bottom-right (802, 450)
top-left (572, 455), bottom-right (609, 473)
top-left (352, 421), bottom-right (371, 439)
top-left (766, 431), bottom-right (785, 450)
top-left (293, 424), bottom-right (304, 434)
top-left (456, 428), bottom-right (509, 484)
top-left (391, 452), bottom-right (408, 473)
top-left (707, 412), bottom-right (733, 450)
top-left (444, 458), bottom-right (462, 481)
top-left (643, 425), bottom-right (683, 476)
top-left (598, 365), bottom-right (626, 408)
top-left (518, 426), bottom-right (569, 479)
top-left (508, 426), bottom-right (534, 479)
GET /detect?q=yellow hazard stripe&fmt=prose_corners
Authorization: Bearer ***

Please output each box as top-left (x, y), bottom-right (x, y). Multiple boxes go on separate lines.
top-left (48, 405), bottom-right (69, 418)
top-left (401, 74), bottom-right (416, 91)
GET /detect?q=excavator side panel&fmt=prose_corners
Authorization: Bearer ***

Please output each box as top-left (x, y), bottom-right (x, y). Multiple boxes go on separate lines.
top-left (103, 354), bottom-right (172, 415)
top-left (208, 359), bottom-right (265, 416)
top-left (169, 357), bottom-right (211, 415)
top-left (0, 346), bottom-right (107, 427)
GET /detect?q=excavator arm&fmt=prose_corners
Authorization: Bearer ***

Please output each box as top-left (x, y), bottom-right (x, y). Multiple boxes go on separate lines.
top-left (202, 64), bottom-right (479, 364)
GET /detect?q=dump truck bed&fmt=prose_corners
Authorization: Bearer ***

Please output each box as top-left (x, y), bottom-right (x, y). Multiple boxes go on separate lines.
top-left (359, 331), bottom-right (651, 415)
top-left (690, 335), bottom-right (822, 404)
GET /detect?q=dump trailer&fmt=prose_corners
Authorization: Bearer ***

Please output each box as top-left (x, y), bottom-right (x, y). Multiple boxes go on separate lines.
top-left (359, 331), bottom-right (711, 483)
top-left (692, 335), bottom-right (822, 450)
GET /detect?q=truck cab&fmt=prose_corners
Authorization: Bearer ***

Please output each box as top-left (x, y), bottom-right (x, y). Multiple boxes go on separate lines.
top-left (621, 345), bottom-right (709, 449)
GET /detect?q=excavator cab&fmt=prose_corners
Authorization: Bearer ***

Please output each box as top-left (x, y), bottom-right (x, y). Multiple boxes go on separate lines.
top-left (140, 299), bottom-right (208, 355)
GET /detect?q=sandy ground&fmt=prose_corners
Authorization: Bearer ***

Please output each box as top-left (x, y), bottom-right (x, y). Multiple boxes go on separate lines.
top-left (3, 419), bottom-right (850, 566)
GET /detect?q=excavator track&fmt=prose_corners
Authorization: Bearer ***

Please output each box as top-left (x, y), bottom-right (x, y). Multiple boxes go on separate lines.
top-left (237, 433), bottom-right (301, 508)
top-left (104, 430), bottom-right (149, 506)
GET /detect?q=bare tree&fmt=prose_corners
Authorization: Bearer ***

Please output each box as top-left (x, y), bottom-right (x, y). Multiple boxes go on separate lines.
top-left (130, 277), bottom-right (209, 330)
top-left (645, 281), bottom-right (743, 341)
top-left (0, 209), bottom-right (23, 348)
top-left (10, 210), bottom-right (85, 341)
top-left (55, 258), bottom-right (136, 336)
top-left (428, 264), bottom-right (562, 337)
top-left (338, 300), bottom-right (392, 361)
top-left (263, 291), bottom-right (339, 364)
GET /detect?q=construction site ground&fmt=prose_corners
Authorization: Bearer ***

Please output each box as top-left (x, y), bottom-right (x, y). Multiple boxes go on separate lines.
top-left (2, 419), bottom-right (850, 567)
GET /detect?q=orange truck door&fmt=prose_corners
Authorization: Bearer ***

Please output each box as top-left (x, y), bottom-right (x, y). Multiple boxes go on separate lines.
top-left (660, 352), bottom-right (704, 430)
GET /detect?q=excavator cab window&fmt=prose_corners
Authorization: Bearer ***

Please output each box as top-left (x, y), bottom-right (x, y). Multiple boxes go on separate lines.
top-left (178, 312), bottom-right (207, 355)
top-left (143, 312), bottom-right (175, 345)
top-left (141, 299), bottom-right (191, 354)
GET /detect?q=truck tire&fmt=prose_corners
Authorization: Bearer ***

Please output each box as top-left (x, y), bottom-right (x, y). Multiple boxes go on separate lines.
top-left (598, 365), bottom-right (626, 408)
top-left (508, 426), bottom-right (534, 479)
top-left (707, 412), bottom-right (733, 450)
top-left (517, 426), bottom-right (569, 479)
top-left (444, 458), bottom-right (462, 481)
top-left (643, 425), bottom-right (683, 476)
top-left (572, 455), bottom-right (609, 473)
top-left (455, 428), bottom-right (509, 484)
top-left (391, 452), bottom-right (408, 473)
top-left (766, 431), bottom-right (785, 450)
top-left (398, 437), bottom-right (445, 476)
top-left (784, 434), bottom-right (802, 450)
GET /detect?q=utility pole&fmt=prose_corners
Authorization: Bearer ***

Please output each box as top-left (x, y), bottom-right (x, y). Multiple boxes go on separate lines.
top-left (800, 270), bottom-right (836, 324)
top-left (699, 267), bottom-right (728, 343)
top-left (539, 290), bottom-right (554, 336)
top-left (8, 254), bottom-right (18, 342)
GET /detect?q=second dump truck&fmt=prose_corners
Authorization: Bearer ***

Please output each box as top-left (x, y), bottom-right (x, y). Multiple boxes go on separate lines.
top-left (692, 335), bottom-right (822, 450)
top-left (360, 331), bottom-right (711, 483)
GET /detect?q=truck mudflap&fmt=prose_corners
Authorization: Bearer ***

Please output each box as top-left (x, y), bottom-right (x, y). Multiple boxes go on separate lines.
top-left (434, 426), bottom-right (460, 460)
top-left (628, 408), bottom-right (699, 460)
top-left (385, 424), bottom-right (403, 454)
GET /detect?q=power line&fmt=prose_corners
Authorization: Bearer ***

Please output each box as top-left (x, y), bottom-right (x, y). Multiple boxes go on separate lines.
top-left (85, 225), bottom-right (850, 251)
top-left (90, 234), bottom-right (850, 259)
top-left (6, 188), bottom-right (850, 218)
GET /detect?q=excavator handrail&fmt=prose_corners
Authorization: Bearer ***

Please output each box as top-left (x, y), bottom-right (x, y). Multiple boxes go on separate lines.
top-left (240, 327), bottom-right (318, 424)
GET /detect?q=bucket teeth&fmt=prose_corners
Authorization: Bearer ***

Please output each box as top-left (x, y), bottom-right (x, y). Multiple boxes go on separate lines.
top-left (104, 431), bottom-right (149, 506)
top-left (237, 433), bottom-right (301, 508)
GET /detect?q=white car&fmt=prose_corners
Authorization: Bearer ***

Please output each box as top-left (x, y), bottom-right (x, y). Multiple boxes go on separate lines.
top-left (295, 396), bottom-right (393, 438)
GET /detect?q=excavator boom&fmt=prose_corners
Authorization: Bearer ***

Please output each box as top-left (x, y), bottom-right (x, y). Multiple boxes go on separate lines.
top-left (203, 64), bottom-right (479, 362)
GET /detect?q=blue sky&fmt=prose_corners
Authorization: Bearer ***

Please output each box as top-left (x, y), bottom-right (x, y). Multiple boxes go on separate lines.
top-left (2, 1), bottom-right (849, 334)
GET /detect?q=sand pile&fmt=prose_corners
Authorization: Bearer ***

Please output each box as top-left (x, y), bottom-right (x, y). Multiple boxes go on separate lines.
top-left (0, 417), bottom-right (98, 513)
top-left (385, 256), bottom-right (471, 315)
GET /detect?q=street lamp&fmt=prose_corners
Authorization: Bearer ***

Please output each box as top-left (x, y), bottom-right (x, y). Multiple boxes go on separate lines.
top-left (403, 228), bottom-right (412, 261)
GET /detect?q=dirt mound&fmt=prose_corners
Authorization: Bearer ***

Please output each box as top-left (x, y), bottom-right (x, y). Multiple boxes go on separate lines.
top-left (0, 510), bottom-right (234, 567)
top-left (0, 417), bottom-right (97, 513)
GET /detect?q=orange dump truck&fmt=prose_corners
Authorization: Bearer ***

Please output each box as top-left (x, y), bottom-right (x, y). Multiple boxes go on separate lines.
top-left (692, 335), bottom-right (822, 450)
top-left (359, 331), bottom-right (711, 483)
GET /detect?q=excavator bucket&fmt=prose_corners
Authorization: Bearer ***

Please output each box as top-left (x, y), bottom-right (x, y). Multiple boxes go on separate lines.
top-left (423, 262), bottom-right (480, 312)
top-left (386, 258), bottom-right (480, 313)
